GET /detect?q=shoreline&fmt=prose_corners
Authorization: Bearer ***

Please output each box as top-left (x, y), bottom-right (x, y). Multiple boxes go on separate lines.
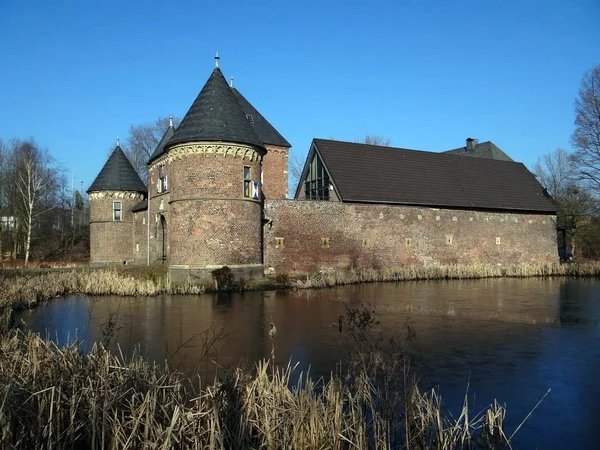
top-left (1, 262), bottom-right (599, 312)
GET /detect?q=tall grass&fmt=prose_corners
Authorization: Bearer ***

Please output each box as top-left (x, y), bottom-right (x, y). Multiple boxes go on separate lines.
top-left (0, 268), bottom-right (203, 310)
top-left (294, 262), bottom-right (600, 289)
top-left (0, 328), bottom-right (513, 449)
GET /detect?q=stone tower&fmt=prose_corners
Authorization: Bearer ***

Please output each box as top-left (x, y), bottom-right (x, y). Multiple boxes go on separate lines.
top-left (155, 66), bottom-right (267, 281)
top-left (87, 143), bottom-right (147, 264)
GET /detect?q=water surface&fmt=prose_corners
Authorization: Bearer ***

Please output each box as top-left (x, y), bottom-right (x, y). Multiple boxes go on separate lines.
top-left (18, 278), bottom-right (600, 449)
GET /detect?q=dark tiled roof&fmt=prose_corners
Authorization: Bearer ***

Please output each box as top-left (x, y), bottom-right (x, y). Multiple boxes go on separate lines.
top-left (444, 141), bottom-right (514, 162)
top-left (165, 68), bottom-right (264, 151)
top-left (88, 146), bottom-right (147, 193)
top-left (309, 139), bottom-right (556, 213)
top-left (148, 123), bottom-right (175, 163)
top-left (231, 88), bottom-right (291, 148)
top-left (131, 200), bottom-right (148, 212)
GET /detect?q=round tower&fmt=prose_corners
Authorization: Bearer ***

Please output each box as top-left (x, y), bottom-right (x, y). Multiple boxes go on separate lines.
top-left (87, 141), bottom-right (147, 265)
top-left (156, 63), bottom-right (266, 281)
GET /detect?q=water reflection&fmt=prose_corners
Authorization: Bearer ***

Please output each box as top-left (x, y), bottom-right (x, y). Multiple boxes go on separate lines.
top-left (17, 278), bottom-right (600, 449)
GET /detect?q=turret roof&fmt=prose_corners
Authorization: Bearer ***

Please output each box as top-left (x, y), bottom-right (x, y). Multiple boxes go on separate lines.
top-left (232, 88), bottom-right (291, 148)
top-left (165, 68), bottom-right (265, 151)
top-left (88, 145), bottom-right (147, 193)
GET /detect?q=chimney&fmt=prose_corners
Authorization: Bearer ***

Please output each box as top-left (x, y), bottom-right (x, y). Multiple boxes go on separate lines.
top-left (466, 137), bottom-right (478, 151)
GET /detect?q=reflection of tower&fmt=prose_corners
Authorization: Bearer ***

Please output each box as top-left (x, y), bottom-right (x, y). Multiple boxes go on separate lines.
top-left (87, 141), bottom-right (147, 264)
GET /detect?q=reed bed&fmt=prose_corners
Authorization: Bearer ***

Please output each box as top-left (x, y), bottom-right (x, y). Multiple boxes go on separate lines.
top-left (0, 268), bottom-right (204, 310)
top-left (294, 262), bottom-right (600, 289)
top-left (0, 328), bottom-right (512, 450)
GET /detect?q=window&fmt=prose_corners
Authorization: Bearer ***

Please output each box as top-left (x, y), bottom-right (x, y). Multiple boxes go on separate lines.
top-left (275, 237), bottom-right (284, 248)
top-left (321, 237), bottom-right (330, 248)
top-left (243, 166), bottom-right (252, 198)
top-left (113, 201), bottom-right (122, 221)
top-left (156, 166), bottom-right (168, 193)
top-left (304, 153), bottom-right (330, 200)
top-left (246, 114), bottom-right (254, 123)
top-left (496, 237), bottom-right (501, 245)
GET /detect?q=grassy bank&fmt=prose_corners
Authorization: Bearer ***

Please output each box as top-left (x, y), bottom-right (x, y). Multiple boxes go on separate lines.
top-left (0, 327), bottom-right (511, 449)
top-left (1, 261), bottom-right (599, 310)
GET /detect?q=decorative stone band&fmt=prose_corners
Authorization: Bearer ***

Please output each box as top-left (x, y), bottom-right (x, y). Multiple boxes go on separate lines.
top-left (264, 145), bottom-right (289, 155)
top-left (169, 197), bottom-right (261, 205)
top-left (149, 142), bottom-right (263, 171)
top-left (169, 264), bottom-right (264, 270)
top-left (88, 191), bottom-right (145, 200)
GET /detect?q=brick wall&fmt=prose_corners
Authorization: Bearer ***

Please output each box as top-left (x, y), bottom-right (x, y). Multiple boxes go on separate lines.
top-left (133, 210), bottom-right (148, 265)
top-left (89, 196), bottom-right (139, 264)
top-left (264, 200), bottom-right (558, 273)
top-left (167, 150), bottom-right (263, 267)
top-left (262, 145), bottom-right (289, 199)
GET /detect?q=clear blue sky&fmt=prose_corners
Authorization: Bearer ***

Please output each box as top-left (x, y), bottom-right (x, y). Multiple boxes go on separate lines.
top-left (1, 0), bottom-right (598, 190)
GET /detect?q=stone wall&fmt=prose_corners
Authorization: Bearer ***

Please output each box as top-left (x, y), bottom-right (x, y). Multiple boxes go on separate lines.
top-left (89, 193), bottom-right (142, 264)
top-left (264, 199), bottom-right (558, 274)
top-left (262, 144), bottom-right (289, 199)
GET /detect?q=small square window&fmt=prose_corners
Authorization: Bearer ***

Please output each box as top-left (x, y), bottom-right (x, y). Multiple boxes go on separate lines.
top-left (275, 237), bottom-right (284, 248)
top-left (321, 237), bottom-right (330, 248)
top-left (446, 235), bottom-right (453, 245)
top-left (363, 239), bottom-right (370, 248)
top-left (496, 237), bottom-right (501, 245)
top-left (405, 237), bottom-right (412, 248)
top-left (113, 201), bottom-right (122, 221)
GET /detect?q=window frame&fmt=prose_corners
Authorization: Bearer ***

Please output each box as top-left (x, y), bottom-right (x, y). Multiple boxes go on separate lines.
top-left (113, 201), bottom-right (122, 221)
top-left (243, 166), bottom-right (252, 198)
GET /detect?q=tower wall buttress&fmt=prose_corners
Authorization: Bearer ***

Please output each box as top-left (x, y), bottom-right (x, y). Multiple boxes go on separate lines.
top-left (262, 144), bottom-right (289, 199)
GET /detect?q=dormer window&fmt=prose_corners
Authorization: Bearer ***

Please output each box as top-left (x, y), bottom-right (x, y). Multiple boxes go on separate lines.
top-left (246, 114), bottom-right (254, 123)
top-left (156, 165), bottom-right (168, 193)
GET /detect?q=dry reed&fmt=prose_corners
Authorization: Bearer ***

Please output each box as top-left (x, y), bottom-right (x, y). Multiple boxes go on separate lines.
top-left (294, 262), bottom-right (600, 289)
top-left (0, 328), bottom-right (514, 449)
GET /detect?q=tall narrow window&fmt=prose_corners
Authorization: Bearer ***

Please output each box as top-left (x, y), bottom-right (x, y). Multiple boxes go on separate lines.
top-left (157, 166), bottom-right (168, 193)
top-left (113, 201), bottom-right (122, 221)
top-left (304, 153), bottom-right (330, 200)
top-left (243, 166), bottom-right (251, 198)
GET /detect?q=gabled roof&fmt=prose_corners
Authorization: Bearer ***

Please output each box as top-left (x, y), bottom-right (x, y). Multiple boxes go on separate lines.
top-left (298, 139), bottom-right (556, 213)
top-left (165, 68), bottom-right (265, 151)
top-left (444, 141), bottom-right (513, 162)
top-left (231, 88), bottom-right (291, 148)
top-left (88, 145), bottom-right (147, 194)
top-left (148, 121), bottom-right (175, 164)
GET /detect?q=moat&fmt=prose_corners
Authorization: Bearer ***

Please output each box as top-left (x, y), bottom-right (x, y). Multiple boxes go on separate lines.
top-left (17, 278), bottom-right (600, 449)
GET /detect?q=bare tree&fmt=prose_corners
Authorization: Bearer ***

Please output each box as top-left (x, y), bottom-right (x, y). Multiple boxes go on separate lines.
top-left (362, 134), bottom-right (392, 146)
top-left (288, 152), bottom-right (305, 196)
top-left (571, 65), bottom-right (600, 194)
top-left (123, 116), bottom-right (180, 182)
top-left (12, 141), bottom-right (57, 267)
top-left (534, 148), bottom-right (574, 198)
top-left (535, 148), bottom-right (598, 255)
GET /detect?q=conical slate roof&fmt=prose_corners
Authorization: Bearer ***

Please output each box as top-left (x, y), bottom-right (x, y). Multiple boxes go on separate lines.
top-left (166, 68), bottom-right (265, 151)
top-left (88, 145), bottom-right (147, 193)
top-left (232, 88), bottom-right (291, 148)
top-left (148, 122), bottom-right (175, 163)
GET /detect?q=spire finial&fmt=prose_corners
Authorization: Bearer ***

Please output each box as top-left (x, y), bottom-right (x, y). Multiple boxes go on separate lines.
top-left (116, 136), bottom-right (120, 147)
top-left (230, 76), bottom-right (234, 88)
top-left (215, 51), bottom-right (220, 68)
top-left (169, 116), bottom-right (174, 128)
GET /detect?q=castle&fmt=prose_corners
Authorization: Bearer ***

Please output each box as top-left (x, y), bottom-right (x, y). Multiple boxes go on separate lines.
top-left (88, 60), bottom-right (558, 282)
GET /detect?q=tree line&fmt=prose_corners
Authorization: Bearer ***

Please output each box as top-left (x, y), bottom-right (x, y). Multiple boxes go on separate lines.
top-left (0, 139), bottom-right (88, 267)
top-left (535, 65), bottom-right (600, 258)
